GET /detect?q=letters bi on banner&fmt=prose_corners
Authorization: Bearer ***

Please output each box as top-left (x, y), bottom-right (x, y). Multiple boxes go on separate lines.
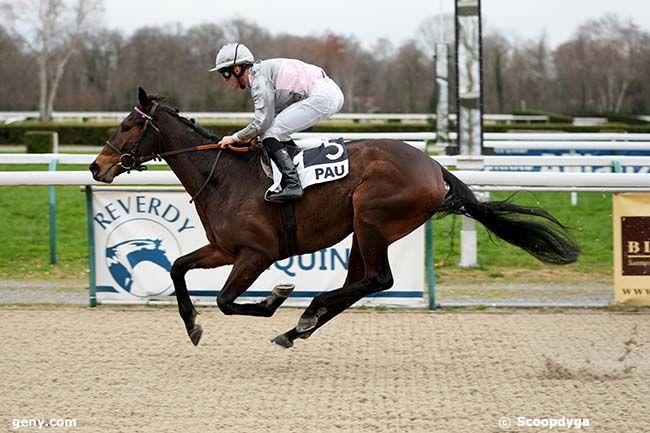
top-left (613, 193), bottom-right (650, 305)
top-left (89, 188), bottom-right (424, 307)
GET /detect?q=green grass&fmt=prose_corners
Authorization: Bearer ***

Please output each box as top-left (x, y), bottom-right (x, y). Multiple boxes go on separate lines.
top-left (0, 183), bottom-right (87, 280)
top-left (0, 163), bottom-right (614, 282)
top-left (433, 191), bottom-right (613, 274)
top-left (0, 162), bottom-right (92, 280)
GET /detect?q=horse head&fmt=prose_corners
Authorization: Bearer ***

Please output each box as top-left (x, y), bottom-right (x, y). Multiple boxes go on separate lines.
top-left (90, 87), bottom-right (164, 183)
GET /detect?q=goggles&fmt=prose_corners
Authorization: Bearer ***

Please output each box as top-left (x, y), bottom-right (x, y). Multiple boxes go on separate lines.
top-left (220, 69), bottom-right (233, 80)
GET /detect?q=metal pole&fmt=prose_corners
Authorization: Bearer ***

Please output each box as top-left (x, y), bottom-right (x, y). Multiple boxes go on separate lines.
top-left (459, 216), bottom-right (478, 267)
top-left (48, 158), bottom-right (58, 264)
top-left (84, 186), bottom-right (97, 307)
top-left (570, 150), bottom-right (578, 206)
top-left (455, 0), bottom-right (485, 156)
top-left (52, 132), bottom-right (59, 154)
top-left (425, 219), bottom-right (436, 309)
top-left (435, 44), bottom-right (450, 154)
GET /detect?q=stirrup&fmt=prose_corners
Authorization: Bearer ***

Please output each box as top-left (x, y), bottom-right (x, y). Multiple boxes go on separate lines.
top-left (265, 186), bottom-right (303, 203)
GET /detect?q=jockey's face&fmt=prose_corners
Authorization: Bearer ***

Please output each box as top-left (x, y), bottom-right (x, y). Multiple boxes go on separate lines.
top-left (222, 66), bottom-right (247, 90)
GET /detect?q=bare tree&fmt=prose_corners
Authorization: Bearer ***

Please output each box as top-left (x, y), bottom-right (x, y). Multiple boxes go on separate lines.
top-left (0, 0), bottom-right (103, 120)
top-left (324, 35), bottom-right (363, 112)
top-left (223, 18), bottom-right (272, 57)
top-left (2, 10), bottom-right (650, 115)
top-left (0, 26), bottom-right (37, 109)
top-left (555, 14), bottom-right (648, 113)
top-left (416, 13), bottom-right (455, 57)
top-left (482, 31), bottom-right (510, 113)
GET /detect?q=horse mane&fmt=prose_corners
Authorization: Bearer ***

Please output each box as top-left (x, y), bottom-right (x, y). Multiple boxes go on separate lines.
top-left (143, 94), bottom-right (261, 178)
top-left (146, 94), bottom-right (220, 142)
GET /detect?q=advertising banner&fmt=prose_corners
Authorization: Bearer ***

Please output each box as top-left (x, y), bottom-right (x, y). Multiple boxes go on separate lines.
top-left (491, 149), bottom-right (650, 173)
top-left (88, 188), bottom-right (424, 307)
top-left (613, 193), bottom-right (650, 305)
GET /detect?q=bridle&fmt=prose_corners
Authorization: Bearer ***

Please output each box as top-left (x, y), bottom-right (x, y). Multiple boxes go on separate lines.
top-left (104, 101), bottom-right (232, 202)
top-left (104, 101), bottom-right (164, 172)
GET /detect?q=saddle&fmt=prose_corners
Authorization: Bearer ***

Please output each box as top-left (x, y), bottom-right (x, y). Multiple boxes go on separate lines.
top-left (263, 137), bottom-right (349, 198)
top-left (258, 138), bottom-right (349, 257)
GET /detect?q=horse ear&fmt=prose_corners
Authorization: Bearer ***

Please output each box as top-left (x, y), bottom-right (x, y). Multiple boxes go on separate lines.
top-left (137, 86), bottom-right (148, 107)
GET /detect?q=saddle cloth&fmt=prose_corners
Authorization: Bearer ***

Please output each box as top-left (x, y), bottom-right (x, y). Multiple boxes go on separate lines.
top-left (265, 137), bottom-right (349, 200)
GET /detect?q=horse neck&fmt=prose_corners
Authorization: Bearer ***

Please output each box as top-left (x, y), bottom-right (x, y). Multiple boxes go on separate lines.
top-left (157, 121), bottom-right (260, 202)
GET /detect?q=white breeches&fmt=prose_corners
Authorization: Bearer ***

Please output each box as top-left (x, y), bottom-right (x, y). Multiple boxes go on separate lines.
top-left (261, 78), bottom-right (344, 142)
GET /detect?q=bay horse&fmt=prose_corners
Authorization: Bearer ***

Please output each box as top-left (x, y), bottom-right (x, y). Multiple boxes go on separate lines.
top-left (90, 87), bottom-right (579, 348)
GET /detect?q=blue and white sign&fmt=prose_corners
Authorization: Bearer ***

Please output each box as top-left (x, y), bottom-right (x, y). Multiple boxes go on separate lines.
top-left (90, 188), bottom-right (424, 307)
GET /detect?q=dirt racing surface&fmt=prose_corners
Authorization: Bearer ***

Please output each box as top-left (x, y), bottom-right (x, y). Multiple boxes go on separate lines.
top-left (1, 307), bottom-right (649, 433)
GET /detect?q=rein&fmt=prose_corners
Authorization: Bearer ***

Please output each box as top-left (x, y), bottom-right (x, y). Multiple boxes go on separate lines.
top-left (105, 102), bottom-right (254, 202)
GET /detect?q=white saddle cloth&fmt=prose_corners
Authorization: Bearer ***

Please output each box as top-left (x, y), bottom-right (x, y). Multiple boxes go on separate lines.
top-left (266, 138), bottom-right (349, 199)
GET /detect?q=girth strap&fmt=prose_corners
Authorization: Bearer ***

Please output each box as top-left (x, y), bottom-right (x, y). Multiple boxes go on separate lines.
top-left (280, 202), bottom-right (298, 256)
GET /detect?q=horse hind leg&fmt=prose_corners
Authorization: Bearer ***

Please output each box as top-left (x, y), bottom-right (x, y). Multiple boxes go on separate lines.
top-left (297, 242), bottom-right (392, 333)
top-left (274, 161), bottom-right (424, 348)
top-left (271, 235), bottom-right (364, 348)
top-left (273, 225), bottom-right (393, 348)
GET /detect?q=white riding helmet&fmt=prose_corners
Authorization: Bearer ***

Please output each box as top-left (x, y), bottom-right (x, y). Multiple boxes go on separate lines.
top-left (209, 43), bottom-right (255, 72)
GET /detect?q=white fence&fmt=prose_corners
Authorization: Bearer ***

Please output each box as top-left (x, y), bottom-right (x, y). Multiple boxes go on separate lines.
top-left (485, 132), bottom-right (650, 151)
top-left (3, 150), bottom-right (650, 172)
top-left (3, 153), bottom-right (650, 174)
top-left (294, 132), bottom-right (650, 152)
top-left (2, 168), bottom-right (650, 191)
top-left (0, 111), bottom-right (549, 124)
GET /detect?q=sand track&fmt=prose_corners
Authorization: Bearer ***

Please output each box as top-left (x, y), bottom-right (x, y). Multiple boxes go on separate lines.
top-left (1, 307), bottom-right (649, 432)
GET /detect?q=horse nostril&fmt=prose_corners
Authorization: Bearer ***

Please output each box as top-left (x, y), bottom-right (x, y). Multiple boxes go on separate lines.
top-left (89, 162), bottom-right (100, 176)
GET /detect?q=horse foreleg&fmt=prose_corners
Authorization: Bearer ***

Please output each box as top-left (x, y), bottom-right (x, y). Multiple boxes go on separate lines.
top-left (216, 249), bottom-right (293, 317)
top-left (170, 244), bottom-right (232, 346)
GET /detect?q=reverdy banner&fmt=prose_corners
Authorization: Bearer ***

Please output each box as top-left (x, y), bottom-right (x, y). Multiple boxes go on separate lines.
top-left (613, 193), bottom-right (650, 305)
top-left (89, 188), bottom-right (424, 307)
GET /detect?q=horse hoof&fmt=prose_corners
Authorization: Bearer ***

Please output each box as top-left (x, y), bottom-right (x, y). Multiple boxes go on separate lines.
top-left (296, 307), bottom-right (326, 332)
top-left (188, 324), bottom-right (203, 346)
top-left (271, 334), bottom-right (293, 348)
top-left (272, 284), bottom-right (295, 298)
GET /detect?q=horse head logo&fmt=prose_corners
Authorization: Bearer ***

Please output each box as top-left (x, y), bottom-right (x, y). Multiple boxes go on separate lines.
top-left (106, 238), bottom-right (173, 292)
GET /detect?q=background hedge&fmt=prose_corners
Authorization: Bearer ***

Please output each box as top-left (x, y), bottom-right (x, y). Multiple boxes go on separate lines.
top-left (24, 131), bottom-right (56, 153)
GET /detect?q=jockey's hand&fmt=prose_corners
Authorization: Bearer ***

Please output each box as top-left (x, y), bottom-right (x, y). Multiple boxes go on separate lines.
top-left (218, 135), bottom-right (237, 148)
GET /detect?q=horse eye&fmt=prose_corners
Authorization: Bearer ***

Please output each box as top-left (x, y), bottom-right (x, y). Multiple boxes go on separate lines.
top-left (120, 124), bottom-right (131, 132)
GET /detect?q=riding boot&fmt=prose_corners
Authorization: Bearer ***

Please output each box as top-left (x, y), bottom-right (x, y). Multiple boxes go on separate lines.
top-left (263, 138), bottom-right (303, 202)
top-left (281, 139), bottom-right (297, 148)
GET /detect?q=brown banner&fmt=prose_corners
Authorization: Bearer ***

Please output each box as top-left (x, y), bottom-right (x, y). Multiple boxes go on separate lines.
top-left (613, 193), bottom-right (650, 304)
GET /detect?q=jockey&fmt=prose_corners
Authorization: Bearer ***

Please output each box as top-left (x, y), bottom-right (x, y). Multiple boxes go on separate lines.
top-left (213, 43), bottom-right (344, 202)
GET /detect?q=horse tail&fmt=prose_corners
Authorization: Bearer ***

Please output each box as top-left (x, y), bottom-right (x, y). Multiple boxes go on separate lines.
top-left (436, 166), bottom-right (579, 265)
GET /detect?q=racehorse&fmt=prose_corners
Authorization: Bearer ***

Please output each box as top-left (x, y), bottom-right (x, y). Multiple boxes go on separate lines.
top-left (90, 87), bottom-right (579, 348)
